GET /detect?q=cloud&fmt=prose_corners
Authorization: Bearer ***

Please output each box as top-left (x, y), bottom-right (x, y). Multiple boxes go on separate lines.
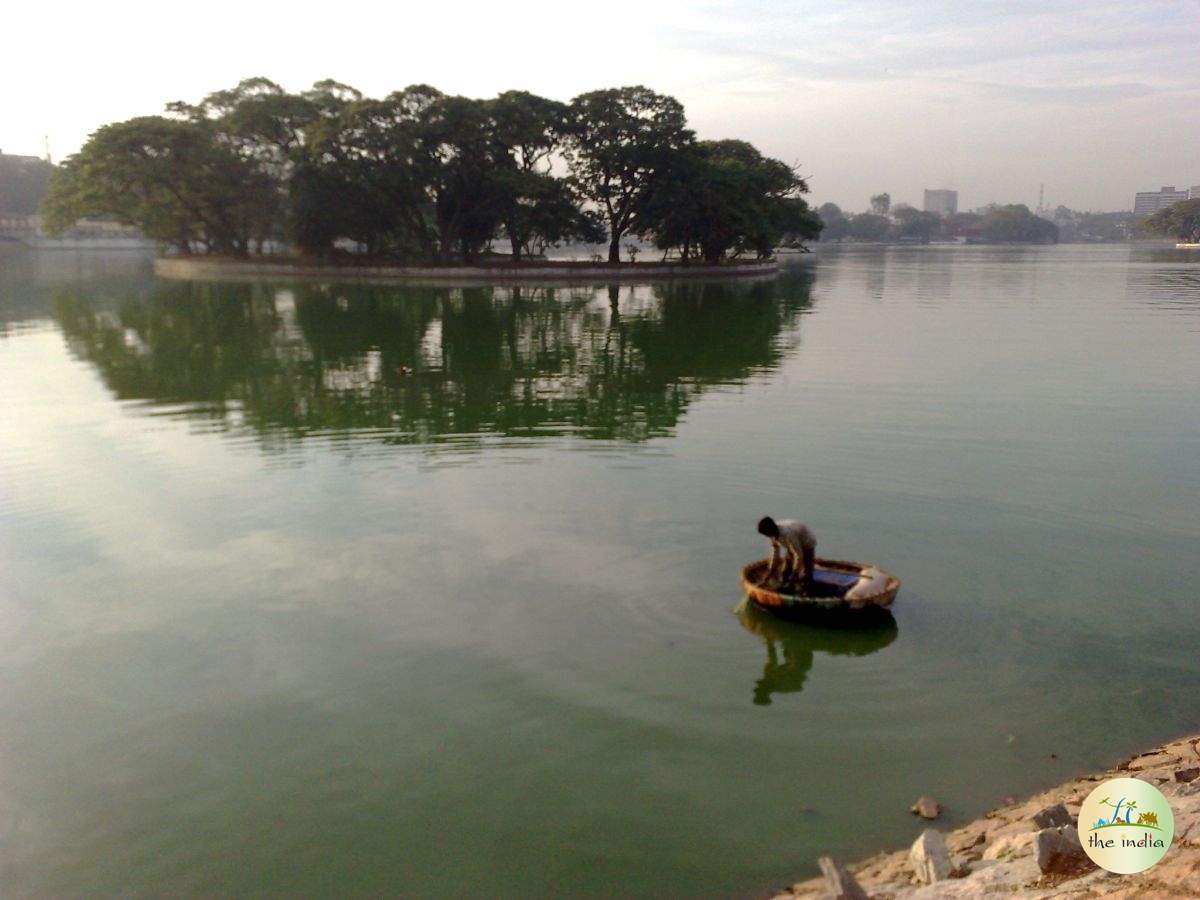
top-left (662, 0), bottom-right (1199, 99)
top-left (4, 0), bottom-right (1197, 210)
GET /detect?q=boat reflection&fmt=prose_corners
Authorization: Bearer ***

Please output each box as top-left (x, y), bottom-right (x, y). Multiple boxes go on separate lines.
top-left (735, 598), bottom-right (897, 706)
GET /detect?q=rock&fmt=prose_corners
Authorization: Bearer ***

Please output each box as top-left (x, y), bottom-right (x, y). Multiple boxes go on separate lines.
top-left (910, 795), bottom-right (942, 820)
top-left (817, 857), bottom-right (868, 900)
top-left (1033, 825), bottom-right (1094, 875)
top-left (1031, 803), bottom-right (1073, 829)
top-left (909, 828), bottom-right (954, 884)
top-left (1175, 767), bottom-right (1200, 784)
top-left (1120, 750), bottom-right (1175, 772)
top-left (982, 831), bottom-right (1034, 861)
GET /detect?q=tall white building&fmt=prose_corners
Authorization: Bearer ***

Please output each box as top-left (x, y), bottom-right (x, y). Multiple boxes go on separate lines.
top-left (923, 189), bottom-right (958, 217)
top-left (1133, 185), bottom-right (1192, 217)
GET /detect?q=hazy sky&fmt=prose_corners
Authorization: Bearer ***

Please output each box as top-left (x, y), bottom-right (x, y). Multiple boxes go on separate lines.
top-left (4, 0), bottom-right (1197, 212)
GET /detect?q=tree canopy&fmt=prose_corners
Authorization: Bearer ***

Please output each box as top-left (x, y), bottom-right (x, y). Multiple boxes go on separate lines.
top-left (976, 204), bottom-right (1058, 244)
top-left (640, 139), bottom-right (820, 261)
top-left (813, 199), bottom-right (1058, 244)
top-left (561, 86), bottom-right (693, 263)
top-left (42, 78), bottom-right (815, 264)
top-left (1139, 198), bottom-right (1200, 243)
top-left (41, 116), bottom-right (277, 256)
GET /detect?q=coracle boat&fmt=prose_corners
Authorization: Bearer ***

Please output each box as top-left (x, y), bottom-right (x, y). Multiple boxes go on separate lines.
top-left (741, 558), bottom-right (900, 625)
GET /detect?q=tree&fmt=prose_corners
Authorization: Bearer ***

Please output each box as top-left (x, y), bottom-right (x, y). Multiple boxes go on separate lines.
top-left (419, 93), bottom-right (508, 260)
top-left (302, 80), bottom-right (365, 119)
top-left (939, 211), bottom-right (982, 241)
top-left (563, 86), bottom-right (694, 263)
top-left (41, 116), bottom-right (276, 256)
top-left (1074, 211), bottom-right (1134, 243)
top-left (43, 76), bottom-right (824, 265)
top-left (870, 192), bottom-right (891, 216)
top-left (297, 86), bottom-right (556, 261)
top-left (816, 203), bottom-right (850, 241)
top-left (770, 199), bottom-right (823, 253)
top-left (169, 77), bottom-right (318, 181)
top-left (296, 85), bottom-right (444, 258)
top-left (167, 77), bottom-right (325, 251)
top-left (978, 204), bottom-right (1057, 244)
top-left (723, 143), bottom-right (820, 256)
top-left (1140, 198), bottom-right (1200, 243)
top-left (488, 91), bottom-right (567, 260)
top-left (892, 206), bottom-right (941, 243)
top-left (847, 212), bottom-right (890, 242)
top-left (495, 171), bottom-right (605, 258)
top-left (639, 140), bottom-right (819, 261)
top-left (284, 81), bottom-right (367, 255)
top-left (484, 90), bottom-right (602, 259)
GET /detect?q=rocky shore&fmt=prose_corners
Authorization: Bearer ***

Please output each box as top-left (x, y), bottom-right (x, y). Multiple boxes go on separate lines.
top-left (771, 734), bottom-right (1200, 899)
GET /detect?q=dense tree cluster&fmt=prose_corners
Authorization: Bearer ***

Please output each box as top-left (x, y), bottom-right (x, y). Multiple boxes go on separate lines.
top-left (1051, 207), bottom-right (1136, 242)
top-left (976, 204), bottom-right (1058, 243)
top-left (641, 139), bottom-right (821, 262)
top-left (41, 78), bottom-right (819, 263)
top-left (815, 200), bottom-right (1058, 244)
top-left (1138, 198), bottom-right (1200, 243)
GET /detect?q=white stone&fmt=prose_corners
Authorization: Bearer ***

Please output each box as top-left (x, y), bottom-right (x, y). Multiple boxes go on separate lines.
top-left (817, 856), bottom-right (868, 900)
top-left (909, 828), bottom-right (954, 884)
top-left (982, 831), bottom-right (1034, 860)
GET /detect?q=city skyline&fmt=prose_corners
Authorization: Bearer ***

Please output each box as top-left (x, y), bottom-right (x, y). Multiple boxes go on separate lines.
top-left (4, 1), bottom-right (1198, 213)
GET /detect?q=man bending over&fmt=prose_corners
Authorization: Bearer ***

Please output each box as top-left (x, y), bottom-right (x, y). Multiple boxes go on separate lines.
top-left (757, 516), bottom-right (817, 594)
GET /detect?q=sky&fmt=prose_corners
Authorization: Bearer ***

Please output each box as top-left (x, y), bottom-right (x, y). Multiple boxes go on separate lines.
top-left (4, 0), bottom-right (1198, 213)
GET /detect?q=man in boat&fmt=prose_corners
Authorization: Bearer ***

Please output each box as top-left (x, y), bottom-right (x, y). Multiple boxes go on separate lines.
top-left (757, 516), bottom-right (816, 594)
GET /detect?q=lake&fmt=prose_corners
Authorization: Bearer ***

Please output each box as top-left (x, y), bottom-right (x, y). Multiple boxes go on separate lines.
top-left (1, 243), bottom-right (1198, 898)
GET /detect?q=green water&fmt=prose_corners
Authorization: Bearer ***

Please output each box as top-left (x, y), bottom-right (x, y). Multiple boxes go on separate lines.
top-left (1, 243), bottom-right (1198, 898)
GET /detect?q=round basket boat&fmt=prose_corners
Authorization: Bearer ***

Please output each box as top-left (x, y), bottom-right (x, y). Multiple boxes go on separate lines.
top-left (741, 558), bottom-right (900, 625)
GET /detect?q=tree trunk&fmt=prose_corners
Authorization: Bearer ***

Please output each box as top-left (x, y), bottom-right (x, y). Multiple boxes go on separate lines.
top-left (608, 232), bottom-right (621, 264)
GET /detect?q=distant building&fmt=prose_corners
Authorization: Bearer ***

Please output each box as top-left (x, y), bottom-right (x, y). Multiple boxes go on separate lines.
top-left (0, 151), bottom-right (55, 216)
top-left (0, 151), bottom-right (44, 165)
top-left (1133, 186), bottom-right (1191, 217)
top-left (923, 189), bottom-right (958, 217)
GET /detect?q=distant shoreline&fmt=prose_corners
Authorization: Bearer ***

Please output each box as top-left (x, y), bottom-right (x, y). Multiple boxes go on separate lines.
top-left (154, 256), bottom-right (779, 285)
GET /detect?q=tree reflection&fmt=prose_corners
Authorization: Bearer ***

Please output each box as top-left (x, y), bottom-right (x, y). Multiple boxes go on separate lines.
top-left (51, 269), bottom-right (815, 454)
top-left (0, 245), bottom-right (156, 337)
top-left (735, 599), bottom-right (897, 706)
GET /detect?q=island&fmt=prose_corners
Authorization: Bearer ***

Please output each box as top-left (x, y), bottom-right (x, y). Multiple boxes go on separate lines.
top-left (41, 78), bottom-right (821, 269)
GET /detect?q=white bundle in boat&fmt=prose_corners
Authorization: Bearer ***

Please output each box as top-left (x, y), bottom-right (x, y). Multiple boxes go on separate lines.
top-left (845, 567), bottom-right (889, 604)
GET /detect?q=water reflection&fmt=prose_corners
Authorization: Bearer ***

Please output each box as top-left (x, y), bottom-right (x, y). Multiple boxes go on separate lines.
top-left (49, 271), bottom-right (815, 453)
top-left (735, 599), bottom-right (897, 706)
top-left (1127, 265), bottom-right (1200, 315)
top-left (0, 244), bottom-right (156, 337)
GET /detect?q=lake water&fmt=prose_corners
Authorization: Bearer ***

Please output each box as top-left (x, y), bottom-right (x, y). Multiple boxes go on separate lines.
top-left (1, 243), bottom-right (1198, 898)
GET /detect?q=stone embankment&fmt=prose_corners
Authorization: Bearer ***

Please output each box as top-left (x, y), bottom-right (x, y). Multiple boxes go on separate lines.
top-left (772, 735), bottom-right (1200, 899)
top-left (153, 257), bottom-right (779, 284)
